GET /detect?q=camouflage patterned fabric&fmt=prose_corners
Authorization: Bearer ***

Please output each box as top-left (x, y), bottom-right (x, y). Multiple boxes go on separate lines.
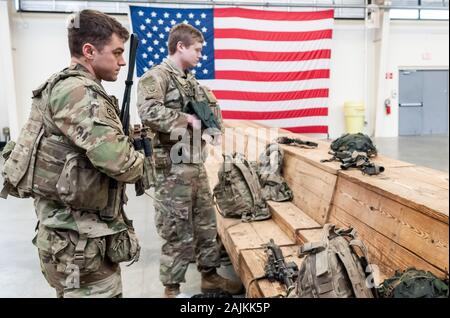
top-left (154, 163), bottom-right (220, 284)
top-left (378, 268), bottom-right (449, 298)
top-left (330, 133), bottom-right (378, 157)
top-left (10, 63), bottom-right (145, 297)
top-left (295, 224), bottom-right (375, 298)
top-left (137, 58), bottom-right (221, 285)
top-left (213, 153), bottom-right (271, 222)
top-left (258, 143), bottom-right (293, 202)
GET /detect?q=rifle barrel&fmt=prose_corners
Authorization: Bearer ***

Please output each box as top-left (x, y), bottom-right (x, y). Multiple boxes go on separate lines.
top-left (120, 33), bottom-right (139, 133)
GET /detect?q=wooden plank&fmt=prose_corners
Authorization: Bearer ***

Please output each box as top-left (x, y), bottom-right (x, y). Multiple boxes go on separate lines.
top-left (332, 177), bottom-right (449, 273)
top-left (282, 153), bottom-right (338, 224)
top-left (240, 245), bottom-right (303, 298)
top-left (215, 210), bottom-right (295, 275)
top-left (283, 153), bottom-right (337, 203)
top-left (268, 201), bottom-right (321, 243)
top-left (328, 205), bottom-right (446, 280)
top-left (407, 166), bottom-right (449, 190)
top-left (283, 174), bottom-right (331, 225)
top-left (224, 120), bottom-right (415, 171)
top-left (339, 167), bottom-right (449, 223)
top-left (296, 228), bottom-right (323, 244)
top-left (215, 212), bottom-right (244, 271)
top-left (224, 120), bottom-right (338, 173)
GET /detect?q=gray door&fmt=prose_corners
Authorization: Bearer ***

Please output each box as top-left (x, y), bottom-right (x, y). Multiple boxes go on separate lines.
top-left (422, 70), bottom-right (448, 135)
top-left (399, 69), bottom-right (449, 136)
top-left (399, 70), bottom-right (424, 135)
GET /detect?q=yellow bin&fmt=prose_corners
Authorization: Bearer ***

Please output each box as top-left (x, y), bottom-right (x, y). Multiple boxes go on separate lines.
top-left (344, 101), bottom-right (365, 134)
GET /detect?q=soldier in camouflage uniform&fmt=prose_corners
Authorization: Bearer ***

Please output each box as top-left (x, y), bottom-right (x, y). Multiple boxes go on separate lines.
top-left (2, 10), bottom-right (144, 297)
top-left (137, 24), bottom-right (243, 297)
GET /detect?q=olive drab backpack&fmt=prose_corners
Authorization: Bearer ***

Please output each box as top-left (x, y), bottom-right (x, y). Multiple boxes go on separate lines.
top-left (258, 143), bottom-right (293, 202)
top-left (378, 268), bottom-right (449, 298)
top-left (213, 153), bottom-right (271, 222)
top-left (331, 133), bottom-right (378, 157)
top-left (294, 224), bottom-right (375, 298)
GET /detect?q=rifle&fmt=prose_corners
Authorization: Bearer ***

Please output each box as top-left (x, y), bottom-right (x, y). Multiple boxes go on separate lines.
top-left (120, 34), bottom-right (154, 196)
top-left (100, 33), bottom-right (141, 220)
top-left (120, 33), bottom-right (138, 134)
top-left (276, 136), bottom-right (318, 148)
top-left (264, 239), bottom-right (299, 295)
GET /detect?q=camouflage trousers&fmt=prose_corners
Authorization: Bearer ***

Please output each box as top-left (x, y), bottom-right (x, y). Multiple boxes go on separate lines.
top-left (154, 163), bottom-right (220, 285)
top-left (34, 225), bottom-right (122, 298)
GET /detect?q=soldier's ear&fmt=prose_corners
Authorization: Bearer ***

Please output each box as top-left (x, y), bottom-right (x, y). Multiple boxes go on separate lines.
top-left (82, 43), bottom-right (96, 60)
top-left (176, 41), bottom-right (185, 52)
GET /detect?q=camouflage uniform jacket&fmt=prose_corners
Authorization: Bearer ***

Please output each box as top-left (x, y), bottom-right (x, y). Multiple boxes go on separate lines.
top-left (35, 64), bottom-right (144, 238)
top-left (137, 58), bottom-right (223, 163)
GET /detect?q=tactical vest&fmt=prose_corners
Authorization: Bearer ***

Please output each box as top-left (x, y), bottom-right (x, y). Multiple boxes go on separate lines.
top-left (258, 143), bottom-right (293, 202)
top-left (1, 68), bottom-right (122, 220)
top-left (153, 63), bottom-right (223, 147)
top-left (168, 68), bottom-right (222, 127)
top-left (213, 153), bottom-right (271, 222)
top-left (294, 224), bottom-right (375, 298)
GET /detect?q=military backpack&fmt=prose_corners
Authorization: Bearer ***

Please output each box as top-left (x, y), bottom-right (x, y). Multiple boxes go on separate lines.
top-left (258, 143), bottom-right (293, 202)
top-left (213, 153), bottom-right (271, 222)
top-left (330, 133), bottom-right (378, 157)
top-left (378, 268), bottom-right (449, 298)
top-left (294, 223), bottom-right (375, 298)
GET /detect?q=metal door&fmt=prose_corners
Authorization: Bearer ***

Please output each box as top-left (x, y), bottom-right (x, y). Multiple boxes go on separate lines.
top-left (399, 70), bottom-right (423, 135)
top-left (399, 69), bottom-right (449, 135)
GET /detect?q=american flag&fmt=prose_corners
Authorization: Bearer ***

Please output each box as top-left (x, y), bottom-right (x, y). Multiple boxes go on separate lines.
top-left (130, 6), bottom-right (334, 134)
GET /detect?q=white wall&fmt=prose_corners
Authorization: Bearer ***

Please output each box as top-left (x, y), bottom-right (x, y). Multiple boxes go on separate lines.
top-left (377, 20), bottom-right (449, 137)
top-left (9, 10), bottom-right (139, 133)
top-left (328, 20), bottom-right (369, 138)
top-left (2, 4), bottom-right (449, 139)
top-left (0, 0), bottom-right (17, 141)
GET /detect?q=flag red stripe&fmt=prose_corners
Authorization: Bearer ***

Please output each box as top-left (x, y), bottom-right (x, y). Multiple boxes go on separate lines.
top-left (214, 8), bottom-right (334, 21)
top-left (214, 69), bottom-right (330, 82)
top-left (214, 49), bottom-right (331, 62)
top-left (284, 126), bottom-right (329, 134)
top-left (213, 89), bottom-right (329, 102)
top-left (215, 29), bottom-right (332, 41)
top-left (222, 107), bottom-right (328, 120)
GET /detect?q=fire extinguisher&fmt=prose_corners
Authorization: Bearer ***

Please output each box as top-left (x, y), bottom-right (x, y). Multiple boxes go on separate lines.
top-left (384, 98), bottom-right (391, 115)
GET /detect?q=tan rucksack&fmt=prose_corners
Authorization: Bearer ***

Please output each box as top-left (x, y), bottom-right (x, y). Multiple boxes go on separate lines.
top-left (294, 223), bottom-right (375, 298)
top-left (213, 153), bottom-right (271, 222)
top-left (258, 143), bottom-right (293, 202)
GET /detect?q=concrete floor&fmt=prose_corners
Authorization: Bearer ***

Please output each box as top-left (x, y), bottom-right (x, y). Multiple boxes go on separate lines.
top-left (0, 135), bottom-right (448, 297)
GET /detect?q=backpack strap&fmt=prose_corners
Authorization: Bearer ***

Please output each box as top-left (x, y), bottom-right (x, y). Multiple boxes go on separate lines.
top-left (232, 154), bottom-right (263, 207)
top-left (298, 241), bottom-right (326, 257)
top-left (333, 238), bottom-right (372, 298)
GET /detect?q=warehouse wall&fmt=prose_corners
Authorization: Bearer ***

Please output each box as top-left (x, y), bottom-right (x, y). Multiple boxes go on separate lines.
top-left (377, 20), bottom-right (449, 137)
top-left (8, 11), bottom-right (139, 134)
top-left (2, 5), bottom-right (449, 139)
top-left (0, 0), bottom-right (16, 141)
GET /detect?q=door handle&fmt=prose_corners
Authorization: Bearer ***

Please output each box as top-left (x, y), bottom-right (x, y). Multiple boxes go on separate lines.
top-left (399, 102), bottom-right (423, 107)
